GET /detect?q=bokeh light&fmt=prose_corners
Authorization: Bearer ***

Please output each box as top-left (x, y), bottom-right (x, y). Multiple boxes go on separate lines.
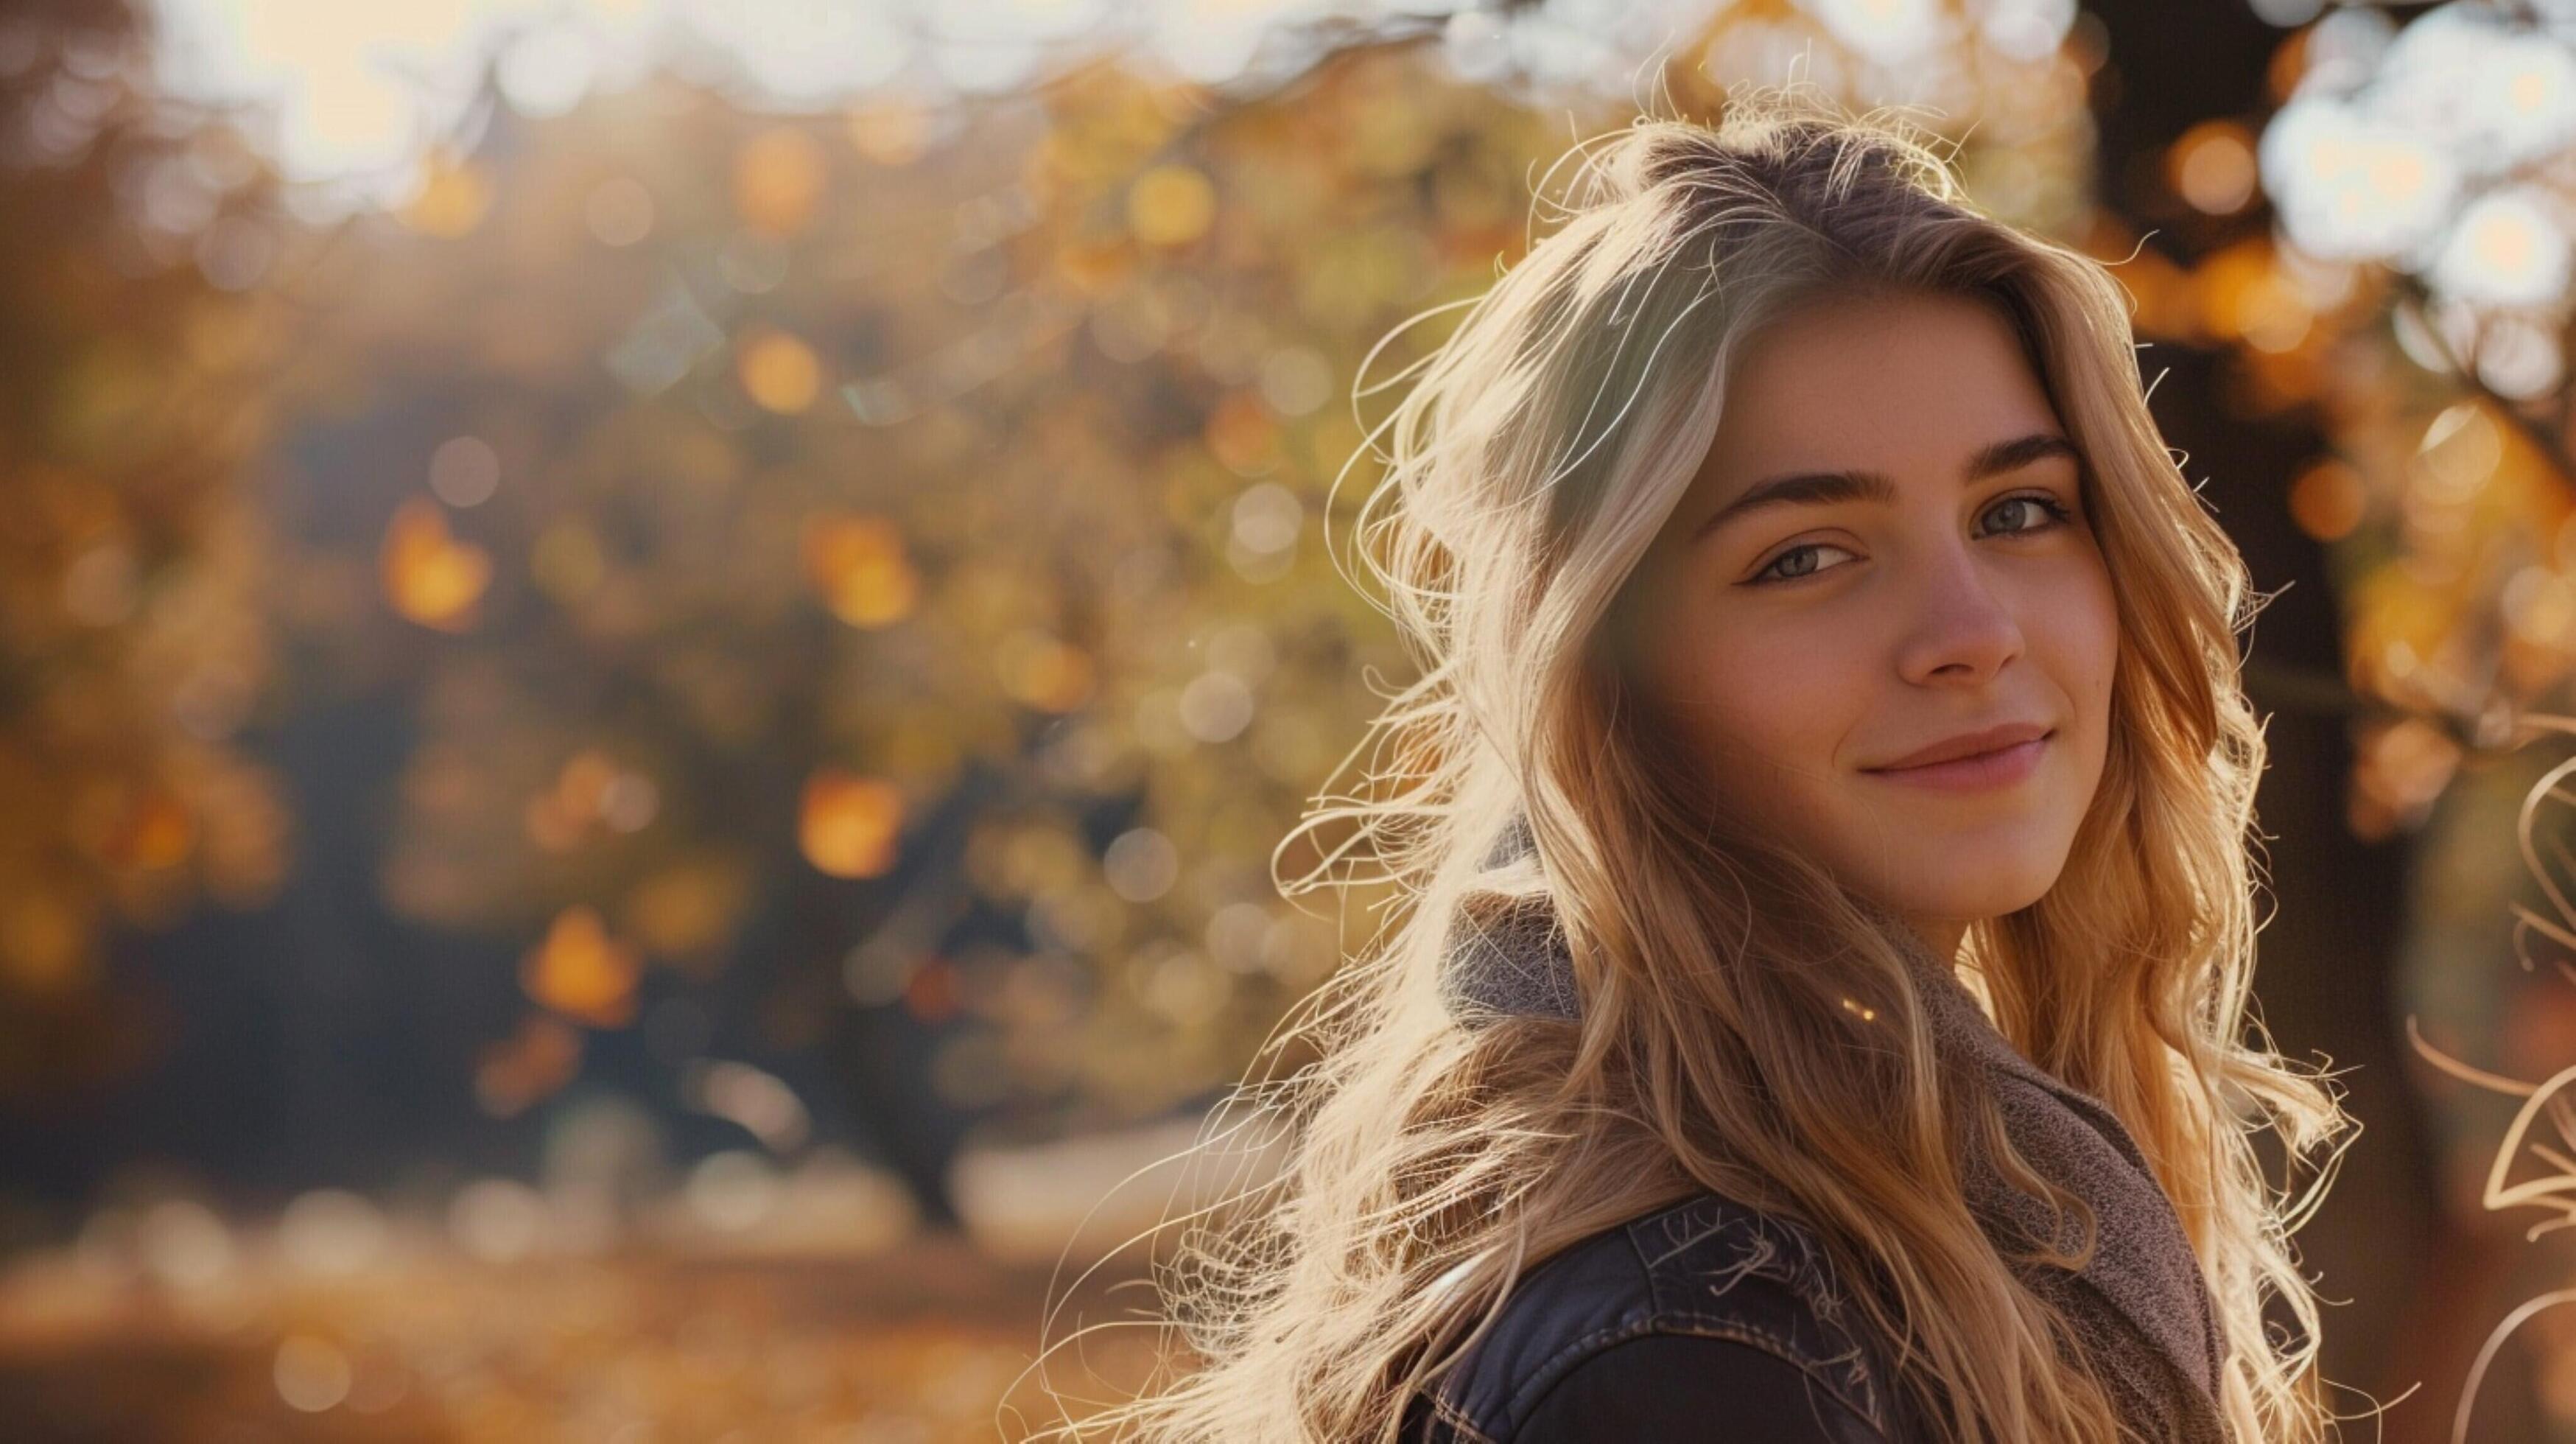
top-left (12, 0), bottom-right (2576, 1437)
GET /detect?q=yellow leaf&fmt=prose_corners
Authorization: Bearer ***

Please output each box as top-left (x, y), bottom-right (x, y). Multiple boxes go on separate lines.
top-left (474, 1013), bottom-right (583, 1118)
top-left (521, 905), bottom-right (640, 1028)
top-left (801, 769), bottom-right (903, 878)
top-left (736, 127), bottom-right (829, 238)
top-left (799, 512), bottom-right (916, 626)
top-left (1128, 164), bottom-right (1216, 247)
top-left (739, 328), bottom-right (823, 414)
top-left (380, 498), bottom-right (490, 631)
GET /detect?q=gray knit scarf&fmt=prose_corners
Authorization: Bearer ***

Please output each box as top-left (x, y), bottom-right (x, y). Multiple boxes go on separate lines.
top-left (1439, 816), bottom-right (2228, 1443)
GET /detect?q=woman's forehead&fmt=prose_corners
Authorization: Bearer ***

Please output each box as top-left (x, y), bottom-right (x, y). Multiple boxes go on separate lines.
top-left (1700, 292), bottom-right (2060, 483)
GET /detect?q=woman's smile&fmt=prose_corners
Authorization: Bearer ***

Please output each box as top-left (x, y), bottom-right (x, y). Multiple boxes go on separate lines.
top-left (1861, 729), bottom-right (2054, 792)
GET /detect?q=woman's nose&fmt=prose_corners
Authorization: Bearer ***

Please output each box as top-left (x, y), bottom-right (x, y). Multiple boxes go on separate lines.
top-left (1891, 543), bottom-right (2026, 684)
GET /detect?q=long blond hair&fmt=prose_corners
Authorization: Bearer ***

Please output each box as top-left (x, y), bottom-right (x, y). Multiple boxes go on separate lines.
top-left (1033, 85), bottom-right (2356, 1444)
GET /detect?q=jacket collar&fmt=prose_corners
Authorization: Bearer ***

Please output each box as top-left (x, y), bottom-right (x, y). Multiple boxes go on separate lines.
top-left (1899, 934), bottom-right (2229, 1429)
top-left (1440, 816), bottom-right (2229, 1437)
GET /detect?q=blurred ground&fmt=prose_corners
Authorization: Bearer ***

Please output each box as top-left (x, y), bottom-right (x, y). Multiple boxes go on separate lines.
top-left (0, 1224), bottom-right (1157, 1443)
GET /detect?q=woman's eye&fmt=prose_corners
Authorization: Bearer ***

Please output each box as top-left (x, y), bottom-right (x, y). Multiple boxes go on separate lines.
top-left (1984, 493), bottom-right (2076, 536)
top-left (1748, 541), bottom-right (1856, 586)
top-left (1743, 494), bottom-right (2077, 587)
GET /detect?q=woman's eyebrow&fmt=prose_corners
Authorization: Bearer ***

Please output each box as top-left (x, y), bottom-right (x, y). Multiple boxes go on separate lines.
top-left (1691, 432), bottom-right (2080, 544)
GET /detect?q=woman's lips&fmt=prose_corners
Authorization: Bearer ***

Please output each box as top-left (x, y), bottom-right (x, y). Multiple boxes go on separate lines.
top-left (1861, 731), bottom-right (2052, 791)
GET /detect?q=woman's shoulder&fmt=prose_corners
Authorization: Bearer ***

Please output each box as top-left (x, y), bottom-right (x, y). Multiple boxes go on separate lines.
top-left (1512, 1331), bottom-right (1889, 1443)
top-left (1408, 1190), bottom-right (1903, 1443)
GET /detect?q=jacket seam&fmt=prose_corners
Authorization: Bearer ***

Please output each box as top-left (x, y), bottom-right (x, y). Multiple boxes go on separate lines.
top-left (1628, 1318), bottom-right (1895, 1442)
top-left (1620, 1205), bottom-right (1892, 1436)
top-left (1433, 1199), bottom-right (1902, 1443)
top-left (1495, 1315), bottom-right (1670, 1429)
top-left (1422, 1387), bottom-right (1502, 1443)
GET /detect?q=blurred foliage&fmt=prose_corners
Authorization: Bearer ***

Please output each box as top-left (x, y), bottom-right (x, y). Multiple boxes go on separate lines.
top-left (0, 0), bottom-right (290, 1099)
top-left (26, 0), bottom-right (2576, 1434)
top-left (23, 0), bottom-right (2575, 1165)
top-left (255, 25), bottom-right (2113, 1133)
top-left (2188, 6), bottom-right (2576, 842)
top-left (0, 0), bottom-right (2118, 1142)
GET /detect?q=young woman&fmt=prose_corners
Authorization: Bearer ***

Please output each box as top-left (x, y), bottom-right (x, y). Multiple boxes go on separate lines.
top-left (1046, 88), bottom-right (2356, 1444)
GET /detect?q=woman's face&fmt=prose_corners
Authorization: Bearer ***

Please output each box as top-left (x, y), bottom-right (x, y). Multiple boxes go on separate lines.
top-left (1615, 288), bottom-right (2119, 964)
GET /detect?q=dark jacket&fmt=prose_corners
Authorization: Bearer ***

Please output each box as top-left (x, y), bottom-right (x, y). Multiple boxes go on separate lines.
top-left (1403, 1189), bottom-right (1924, 1443)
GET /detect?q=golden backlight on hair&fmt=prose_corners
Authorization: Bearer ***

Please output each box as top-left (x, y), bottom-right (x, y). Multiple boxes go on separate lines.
top-left (1027, 83), bottom-right (2357, 1444)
